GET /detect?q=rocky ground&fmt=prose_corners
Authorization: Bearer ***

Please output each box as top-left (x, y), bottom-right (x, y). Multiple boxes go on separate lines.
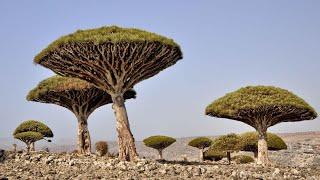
top-left (0, 152), bottom-right (319, 180)
top-left (1, 131), bottom-right (319, 179)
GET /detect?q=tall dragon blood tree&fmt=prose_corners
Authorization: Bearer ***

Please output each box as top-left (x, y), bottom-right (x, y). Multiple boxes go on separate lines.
top-left (27, 75), bottom-right (136, 155)
top-left (34, 26), bottom-right (183, 161)
top-left (205, 86), bottom-right (317, 166)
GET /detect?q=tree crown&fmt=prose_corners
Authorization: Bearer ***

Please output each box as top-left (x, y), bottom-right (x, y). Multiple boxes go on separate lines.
top-left (188, 137), bottom-right (212, 149)
top-left (27, 75), bottom-right (136, 107)
top-left (205, 86), bottom-right (317, 125)
top-left (14, 131), bottom-right (44, 144)
top-left (143, 135), bottom-right (176, 150)
top-left (240, 131), bottom-right (287, 152)
top-left (209, 133), bottom-right (243, 152)
top-left (35, 26), bottom-right (180, 63)
top-left (27, 75), bottom-right (93, 101)
top-left (13, 120), bottom-right (53, 138)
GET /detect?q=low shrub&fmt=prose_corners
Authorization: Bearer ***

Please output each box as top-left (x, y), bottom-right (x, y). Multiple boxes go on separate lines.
top-left (232, 155), bottom-right (254, 164)
top-left (203, 149), bottom-right (225, 161)
top-left (95, 141), bottom-right (108, 156)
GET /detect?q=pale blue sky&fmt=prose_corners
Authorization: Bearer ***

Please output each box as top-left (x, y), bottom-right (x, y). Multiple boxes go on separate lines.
top-left (0, 1), bottom-right (319, 144)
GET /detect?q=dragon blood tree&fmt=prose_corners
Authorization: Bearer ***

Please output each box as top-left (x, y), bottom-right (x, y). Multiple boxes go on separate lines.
top-left (205, 86), bottom-right (317, 166)
top-left (13, 120), bottom-right (53, 152)
top-left (188, 137), bottom-right (212, 162)
top-left (34, 26), bottom-right (183, 161)
top-left (209, 133), bottom-right (243, 165)
top-left (27, 75), bottom-right (136, 155)
top-left (143, 135), bottom-right (176, 160)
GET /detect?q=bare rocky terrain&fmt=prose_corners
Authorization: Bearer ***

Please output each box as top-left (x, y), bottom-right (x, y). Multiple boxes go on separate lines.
top-left (0, 131), bottom-right (319, 179)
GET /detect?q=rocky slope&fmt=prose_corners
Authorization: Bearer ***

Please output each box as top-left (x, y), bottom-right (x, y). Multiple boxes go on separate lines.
top-left (1, 152), bottom-right (319, 180)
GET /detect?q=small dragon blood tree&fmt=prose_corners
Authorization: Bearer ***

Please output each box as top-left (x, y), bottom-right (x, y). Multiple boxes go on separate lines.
top-left (143, 135), bottom-right (176, 160)
top-left (34, 26), bottom-right (183, 161)
top-left (13, 120), bottom-right (53, 152)
top-left (188, 137), bottom-right (212, 162)
top-left (205, 86), bottom-right (317, 166)
top-left (27, 75), bottom-right (136, 155)
top-left (208, 133), bottom-right (243, 165)
top-left (240, 131), bottom-right (287, 158)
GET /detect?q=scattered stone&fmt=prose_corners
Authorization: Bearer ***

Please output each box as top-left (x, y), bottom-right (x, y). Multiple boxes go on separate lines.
top-left (0, 152), bottom-right (319, 179)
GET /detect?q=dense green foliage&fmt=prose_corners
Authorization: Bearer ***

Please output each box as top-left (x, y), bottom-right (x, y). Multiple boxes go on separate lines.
top-left (232, 155), bottom-right (255, 164)
top-left (95, 141), bottom-right (108, 156)
top-left (240, 132), bottom-right (287, 152)
top-left (34, 26), bottom-right (180, 63)
top-left (210, 134), bottom-right (243, 152)
top-left (188, 137), bottom-right (212, 149)
top-left (143, 136), bottom-right (176, 150)
top-left (14, 131), bottom-right (43, 143)
top-left (205, 86), bottom-right (317, 119)
top-left (13, 120), bottom-right (53, 138)
top-left (203, 149), bottom-right (226, 161)
top-left (27, 76), bottom-right (93, 100)
top-left (27, 75), bottom-right (137, 103)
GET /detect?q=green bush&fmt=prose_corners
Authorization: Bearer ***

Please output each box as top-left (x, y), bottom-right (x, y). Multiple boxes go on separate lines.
top-left (95, 141), bottom-right (108, 156)
top-left (143, 136), bottom-right (176, 150)
top-left (203, 149), bottom-right (226, 161)
top-left (188, 137), bottom-right (212, 149)
top-left (232, 155), bottom-right (254, 164)
top-left (13, 120), bottom-right (53, 138)
top-left (240, 132), bottom-right (287, 153)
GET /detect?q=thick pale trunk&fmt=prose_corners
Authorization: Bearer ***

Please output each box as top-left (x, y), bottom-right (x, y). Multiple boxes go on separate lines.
top-left (30, 142), bottom-right (35, 152)
top-left (199, 149), bottom-right (204, 162)
top-left (257, 130), bottom-right (269, 166)
top-left (158, 149), bottom-right (163, 160)
top-left (76, 116), bottom-right (91, 155)
top-left (227, 151), bottom-right (231, 165)
top-left (112, 94), bottom-right (138, 161)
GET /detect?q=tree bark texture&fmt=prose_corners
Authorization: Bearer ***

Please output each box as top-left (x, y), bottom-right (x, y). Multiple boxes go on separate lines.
top-left (158, 149), bottom-right (163, 160)
top-left (199, 149), bottom-right (204, 162)
top-left (26, 142), bottom-right (31, 153)
top-left (112, 94), bottom-right (138, 161)
top-left (76, 116), bottom-right (91, 155)
top-left (30, 142), bottom-right (35, 152)
top-left (227, 151), bottom-right (231, 165)
top-left (257, 130), bottom-right (269, 166)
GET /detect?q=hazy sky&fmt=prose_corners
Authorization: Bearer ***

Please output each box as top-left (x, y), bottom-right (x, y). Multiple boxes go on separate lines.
top-left (0, 1), bottom-right (319, 144)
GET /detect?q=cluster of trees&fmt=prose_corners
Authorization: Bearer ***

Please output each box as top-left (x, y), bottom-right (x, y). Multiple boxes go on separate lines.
top-left (142, 131), bottom-right (287, 165)
top-left (202, 132), bottom-right (287, 164)
top-left (19, 26), bottom-right (182, 161)
top-left (12, 26), bottom-right (317, 167)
